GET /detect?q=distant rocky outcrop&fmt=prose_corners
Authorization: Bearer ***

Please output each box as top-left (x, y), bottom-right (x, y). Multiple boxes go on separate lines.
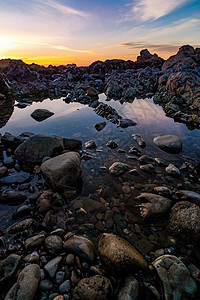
top-left (136, 49), bottom-right (164, 69)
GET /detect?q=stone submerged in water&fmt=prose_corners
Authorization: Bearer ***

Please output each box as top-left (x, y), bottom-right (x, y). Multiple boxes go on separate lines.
top-left (153, 134), bottom-right (182, 154)
top-left (30, 108), bottom-right (54, 122)
top-left (94, 121), bottom-right (106, 131)
top-left (169, 201), bottom-right (200, 242)
top-left (98, 233), bottom-right (148, 275)
top-left (72, 275), bottom-right (111, 300)
top-left (166, 164), bottom-right (181, 176)
top-left (120, 118), bottom-right (137, 128)
top-left (0, 171), bottom-right (31, 186)
top-left (41, 152), bottom-right (81, 198)
top-left (109, 162), bottom-right (129, 176)
top-left (152, 255), bottom-right (197, 300)
top-left (5, 264), bottom-right (40, 300)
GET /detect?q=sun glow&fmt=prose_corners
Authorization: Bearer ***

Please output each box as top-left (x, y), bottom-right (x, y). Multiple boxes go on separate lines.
top-left (0, 36), bottom-right (16, 54)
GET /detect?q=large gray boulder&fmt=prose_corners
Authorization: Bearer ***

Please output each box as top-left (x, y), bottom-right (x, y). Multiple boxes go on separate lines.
top-left (14, 134), bottom-right (82, 166)
top-left (41, 152), bottom-right (81, 197)
top-left (5, 264), bottom-right (40, 300)
top-left (153, 135), bottom-right (182, 154)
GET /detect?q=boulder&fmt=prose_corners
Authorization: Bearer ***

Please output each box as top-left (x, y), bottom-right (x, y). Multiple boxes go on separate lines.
top-left (153, 135), bottom-right (182, 154)
top-left (30, 109), bottom-right (54, 122)
top-left (169, 201), bottom-right (200, 242)
top-left (98, 233), bottom-right (148, 275)
top-left (72, 275), bottom-right (111, 300)
top-left (5, 264), bottom-right (40, 300)
top-left (152, 255), bottom-right (197, 299)
top-left (41, 152), bottom-right (81, 197)
top-left (14, 134), bottom-right (64, 165)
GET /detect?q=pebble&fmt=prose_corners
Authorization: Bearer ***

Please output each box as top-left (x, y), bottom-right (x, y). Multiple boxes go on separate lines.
top-left (44, 256), bottom-right (62, 278)
top-left (39, 279), bottom-right (54, 291)
top-left (59, 280), bottom-right (71, 293)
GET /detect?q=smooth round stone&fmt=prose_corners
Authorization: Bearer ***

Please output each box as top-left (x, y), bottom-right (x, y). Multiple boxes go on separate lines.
top-left (122, 185), bottom-right (131, 194)
top-left (56, 271), bottom-right (65, 285)
top-left (44, 256), bottom-right (62, 278)
top-left (7, 218), bottom-right (34, 234)
top-left (40, 292), bottom-right (48, 300)
top-left (166, 164), bottom-right (181, 176)
top-left (59, 280), bottom-right (71, 293)
top-left (39, 279), bottom-right (54, 291)
top-left (109, 162), bottom-right (129, 176)
top-left (65, 254), bottom-right (74, 266)
top-left (24, 252), bottom-right (39, 263)
top-left (44, 235), bottom-right (63, 255)
top-left (49, 293), bottom-right (59, 300)
top-left (0, 166), bottom-right (8, 178)
top-left (0, 254), bottom-right (21, 283)
top-left (24, 234), bottom-right (46, 249)
top-left (153, 135), bottom-right (182, 154)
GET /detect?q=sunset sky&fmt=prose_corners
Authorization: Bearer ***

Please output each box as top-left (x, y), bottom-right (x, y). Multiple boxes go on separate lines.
top-left (0, 0), bottom-right (199, 66)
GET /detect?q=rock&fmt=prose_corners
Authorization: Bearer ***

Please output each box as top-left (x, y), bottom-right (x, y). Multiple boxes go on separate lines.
top-left (94, 121), bottom-right (106, 131)
top-left (117, 276), bottom-right (139, 300)
top-left (12, 205), bottom-right (31, 219)
top-left (169, 201), bottom-right (200, 242)
top-left (98, 233), bottom-right (148, 275)
top-left (44, 256), bottom-right (62, 278)
top-left (24, 234), bottom-right (46, 249)
top-left (0, 190), bottom-right (27, 205)
top-left (152, 255), bottom-right (197, 300)
top-left (24, 252), bottom-right (39, 263)
top-left (132, 134), bottom-right (146, 148)
top-left (82, 197), bottom-right (105, 216)
top-left (154, 186), bottom-right (172, 197)
top-left (120, 119), bottom-right (137, 128)
top-left (39, 279), bottom-right (54, 291)
top-left (36, 190), bottom-right (53, 213)
top-left (14, 134), bottom-right (64, 165)
top-left (166, 164), bottom-right (181, 176)
top-left (0, 166), bottom-right (8, 178)
top-left (135, 193), bottom-right (172, 219)
top-left (7, 218), bottom-right (34, 234)
top-left (139, 155), bottom-right (155, 165)
top-left (72, 275), bottom-right (111, 300)
top-left (153, 135), bottom-right (182, 154)
top-left (31, 109), bottom-right (54, 122)
top-left (0, 254), bottom-right (21, 283)
top-left (140, 164), bottom-right (155, 174)
top-left (109, 162), bottom-right (129, 176)
top-left (179, 190), bottom-right (200, 206)
top-left (41, 152), bottom-right (81, 198)
top-left (63, 235), bottom-right (96, 264)
top-left (59, 280), bottom-right (71, 293)
top-left (106, 140), bottom-right (118, 149)
top-left (86, 87), bottom-right (98, 98)
top-left (85, 140), bottom-right (97, 149)
top-left (0, 171), bottom-right (31, 185)
top-left (44, 235), bottom-right (63, 255)
top-left (5, 264), bottom-right (40, 300)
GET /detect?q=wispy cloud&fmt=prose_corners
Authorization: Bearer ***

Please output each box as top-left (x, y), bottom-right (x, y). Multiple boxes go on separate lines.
top-left (36, 0), bottom-right (90, 18)
top-left (121, 41), bottom-right (180, 53)
top-left (126, 0), bottom-right (193, 21)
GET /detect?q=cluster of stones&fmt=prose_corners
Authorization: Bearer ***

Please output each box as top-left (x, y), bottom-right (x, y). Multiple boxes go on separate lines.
top-left (0, 129), bottom-right (200, 299)
top-left (0, 44), bottom-right (200, 129)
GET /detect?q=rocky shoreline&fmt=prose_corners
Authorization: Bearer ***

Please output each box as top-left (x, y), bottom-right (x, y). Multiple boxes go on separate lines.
top-left (0, 44), bottom-right (200, 129)
top-left (0, 129), bottom-right (200, 299)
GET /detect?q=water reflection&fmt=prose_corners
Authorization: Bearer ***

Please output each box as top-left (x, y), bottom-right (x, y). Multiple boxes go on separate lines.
top-left (0, 99), bottom-right (14, 129)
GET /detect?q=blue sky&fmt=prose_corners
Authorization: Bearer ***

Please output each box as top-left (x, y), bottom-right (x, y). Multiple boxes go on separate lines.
top-left (0, 0), bottom-right (199, 65)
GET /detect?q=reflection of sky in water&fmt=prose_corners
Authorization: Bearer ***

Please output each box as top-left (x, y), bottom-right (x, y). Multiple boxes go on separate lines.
top-left (0, 94), bottom-right (199, 161)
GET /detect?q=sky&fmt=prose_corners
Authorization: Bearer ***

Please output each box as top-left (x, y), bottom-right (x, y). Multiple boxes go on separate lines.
top-left (0, 0), bottom-right (199, 66)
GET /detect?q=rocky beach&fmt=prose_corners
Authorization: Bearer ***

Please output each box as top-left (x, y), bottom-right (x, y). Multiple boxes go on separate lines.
top-left (0, 45), bottom-right (200, 300)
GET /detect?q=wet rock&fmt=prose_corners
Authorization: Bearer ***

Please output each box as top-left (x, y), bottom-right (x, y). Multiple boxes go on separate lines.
top-left (0, 171), bottom-right (31, 185)
top-left (56, 271), bottom-right (65, 284)
top-left (7, 218), bottom-right (34, 234)
top-left (41, 152), bottom-right (81, 198)
top-left (85, 140), bottom-right (97, 149)
top-left (24, 251), bottom-right (39, 263)
top-left (120, 118), bottom-right (137, 128)
top-left (72, 275), bottom-right (111, 300)
top-left (139, 155), bottom-right (155, 165)
top-left (132, 134), bottom-right (146, 148)
top-left (39, 279), bottom-right (54, 291)
top-left (31, 109), bottom-right (54, 122)
top-left (36, 190), bottom-right (53, 214)
top-left (140, 163), bottom-right (155, 174)
top-left (153, 135), bottom-right (182, 154)
top-left (59, 280), bottom-right (71, 293)
top-left (5, 264), bottom-right (40, 300)
top-left (0, 190), bottom-right (27, 205)
top-left (14, 134), bottom-right (64, 165)
top-left (64, 235), bottom-right (96, 264)
top-left (24, 234), bottom-right (46, 249)
top-left (0, 166), bottom-right (8, 178)
top-left (98, 233), bottom-right (148, 275)
top-left (106, 140), bottom-right (118, 149)
top-left (44, 256), bottom-right (62, 278)
top-left (0, 254), bottom-right (21, 283)
top-left (169, 201), bottom-right (200, 242)
top-left (12, 205), bottom-right (32, 219)
top-left (136, 193), bottom-right (172, 219)
top-left (44, 235), bottom-right (63, 255)
top-left (129, 147), bottom-right (141, 157)
top-left (179, 190), bottom-right (200, 206)
top-left (109, 162), bottom-right (129, 176)
top-left (166, 164), bottom-right (181, 176)
top-left (152, 255), bottom-right (197, 300)
top-left (86, 87), bottom-right (98, 98)
top-left (117, 276), bottom-right (139, 300)
top-left (94, 121), bottom-right (106, 131)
